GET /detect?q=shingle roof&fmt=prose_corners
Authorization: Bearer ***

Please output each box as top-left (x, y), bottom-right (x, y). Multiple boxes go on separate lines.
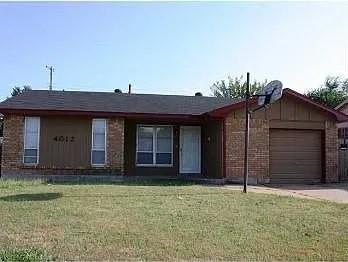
top-left (335, 99), bottom-right (348, 111)
top-left (0, 90), bottom-right (239, 116)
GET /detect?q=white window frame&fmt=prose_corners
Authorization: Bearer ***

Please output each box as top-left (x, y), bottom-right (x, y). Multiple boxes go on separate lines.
top-left (23, 117), bottom-right (40, 165)
top-left (91, 119), bottom-right (107, 167)
top-left (136, 125), bottom-right (173, 167)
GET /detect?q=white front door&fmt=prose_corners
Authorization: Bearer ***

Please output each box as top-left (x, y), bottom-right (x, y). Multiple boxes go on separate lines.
top-left (180, 126), bottom-right (201, 174)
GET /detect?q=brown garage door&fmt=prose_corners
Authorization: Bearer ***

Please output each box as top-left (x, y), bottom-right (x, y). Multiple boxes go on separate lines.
top-left (270, 129), bottom-right (323, 183)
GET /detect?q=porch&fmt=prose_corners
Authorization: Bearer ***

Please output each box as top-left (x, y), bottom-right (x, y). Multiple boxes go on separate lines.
top-left (123, 117), bottom-right (224, 178)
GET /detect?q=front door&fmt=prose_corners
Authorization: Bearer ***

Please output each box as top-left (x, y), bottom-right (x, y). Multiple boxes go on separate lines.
top-left (180, 126), bottom-right (201, 174)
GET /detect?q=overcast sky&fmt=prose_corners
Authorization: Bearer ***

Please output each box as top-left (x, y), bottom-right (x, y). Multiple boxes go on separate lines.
top-left (0, 2), bottom-right (348, 100)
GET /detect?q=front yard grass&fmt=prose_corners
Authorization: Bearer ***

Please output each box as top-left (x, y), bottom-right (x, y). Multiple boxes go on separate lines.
top-left (0, 180), bottom-right (347, 261)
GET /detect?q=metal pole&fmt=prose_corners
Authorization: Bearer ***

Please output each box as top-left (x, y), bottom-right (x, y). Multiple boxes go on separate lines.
top-left (243, 72), bottom-right (250, 193)
top-left (49, 67), bottom-right (53, 91)
top-left (46, 65), bottom-right (54, 90)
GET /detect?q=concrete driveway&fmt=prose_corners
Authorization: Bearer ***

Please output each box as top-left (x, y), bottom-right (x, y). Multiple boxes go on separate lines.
top-left (226, 184), bottom-right (348, 204)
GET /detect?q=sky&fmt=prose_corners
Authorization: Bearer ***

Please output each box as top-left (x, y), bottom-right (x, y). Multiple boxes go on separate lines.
top-left (0, 2), bottom-right (348, 100)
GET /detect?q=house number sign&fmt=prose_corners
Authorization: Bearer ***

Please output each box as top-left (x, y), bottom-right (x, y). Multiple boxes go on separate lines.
top-left (53, 136), bottom-right (75, 142)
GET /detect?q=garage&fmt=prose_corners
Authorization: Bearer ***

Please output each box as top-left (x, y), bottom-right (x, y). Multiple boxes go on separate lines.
top-left (270, 129), bottom-right (323, 184)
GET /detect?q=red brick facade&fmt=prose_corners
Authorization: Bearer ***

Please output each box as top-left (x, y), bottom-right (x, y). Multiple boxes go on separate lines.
top-left (107, 118), bottom-right (125, 173)
top-left (1, 115), bottom-right (24, 176)
top-left (1, 108), bottom-right (339, 183)
top-left (1, 115), bottom-right (125, 178)
top-left (224, 116), bottom-right (270, 184)
top-left (325, 120), bottom-right (339, 182)
top-left (224, 113), bottom-right (339, 183)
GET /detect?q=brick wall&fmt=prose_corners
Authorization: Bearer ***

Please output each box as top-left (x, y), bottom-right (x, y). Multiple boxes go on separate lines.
top-left (325, 120), bottom-right (339, 182)
top-left (225, 114), bottom-right (269, 184)
top-left (107, 118), bottom-right (125, 173)
top-left (1, 115), bottom-right (24, 175)
top-left (224, 114), bottom-right (338, 184)
top-left (1, 114), bottom-right (125, 178)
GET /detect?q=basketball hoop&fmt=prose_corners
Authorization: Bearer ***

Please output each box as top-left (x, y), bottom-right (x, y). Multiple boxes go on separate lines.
top-left (243, 75), bottom-right (283, 193)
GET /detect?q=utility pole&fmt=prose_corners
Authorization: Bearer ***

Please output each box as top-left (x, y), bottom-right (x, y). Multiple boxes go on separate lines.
top-left (243, 72), bottom-right (250, 193)
top-left (46, 65), bottom-right (54, 90)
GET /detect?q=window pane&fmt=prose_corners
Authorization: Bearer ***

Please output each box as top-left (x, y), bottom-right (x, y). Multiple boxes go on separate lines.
top-left (24, 156), bottom-right (37, 164)
top-left (156, 153), bottom-right (172, 165)
top-left (138, 126), bottom-right (153, 138)
top-left (157, 137), bottom-right (171, 152)
top-left (25, 117), bottom-right (39, 149)
top-left (93, 119), bottom-right (106, 133)
top-left (26, 118), bottom-right (39, 133)
top-left (25, 133), bottom-right (38, 148)
top-left (25, 149), bottom-right (37, 157)
top-left (92, 119), bottom-right (106, 153)
top-left (93, 133), bottom-right (105, 149)
top-left (137, 152), bottom-right (153, 164)
top-left (24, 148), bottom-right (37, 164)
top-left (156, 127), bottom-right (172, 152)
top-left (92, 150), bottom-right (105, 165)
top-left (156, 127), bottom-right (171, 138)
top-left (138, 137), bottom-right (153, 151)
top-left (137, 126), bottom-right (153, 152)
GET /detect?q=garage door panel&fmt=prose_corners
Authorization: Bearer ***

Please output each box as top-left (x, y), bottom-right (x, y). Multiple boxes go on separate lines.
top-left (271, 173), bottom-right (322, 179)
top-left (271, 145), bottom-right (321, 151)
top-left (270, 160), bottom-right (322, 169)
top-left (270, 178), bottom-right (322, 183)
top-left (271, 165), bottom-right (322, 175)
top-left (270, 129), bottom-right (322, 183)
top-left (270, 137), bottom-right (321, 144)
top-left (270, 152), bottom-right (322, 161)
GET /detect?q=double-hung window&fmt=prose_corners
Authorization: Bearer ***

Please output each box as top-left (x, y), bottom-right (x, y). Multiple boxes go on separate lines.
top-left (91, 119), bottom-right (106, 166)
top-left (136, 125), bottom-right (173, 166)
top-left (23, 117), bottom-right (40, 165)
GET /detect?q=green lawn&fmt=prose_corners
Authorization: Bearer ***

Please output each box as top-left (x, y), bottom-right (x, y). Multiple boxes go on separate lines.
top-left (0, 180), bottom-right (347, 261)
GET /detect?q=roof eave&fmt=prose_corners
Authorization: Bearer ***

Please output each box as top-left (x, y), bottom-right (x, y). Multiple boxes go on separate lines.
top-left (0, 108), bottom-right (204, 120)
top-left (335, 99), bottom-right (348, 111)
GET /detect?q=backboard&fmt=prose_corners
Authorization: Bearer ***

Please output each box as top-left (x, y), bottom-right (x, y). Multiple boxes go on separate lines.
top-left (257, 80), bottom-right (283, 106)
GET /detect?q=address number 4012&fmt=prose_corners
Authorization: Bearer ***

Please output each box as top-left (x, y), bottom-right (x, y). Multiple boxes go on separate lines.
top-left (53, 136), bottom-right (75, 142)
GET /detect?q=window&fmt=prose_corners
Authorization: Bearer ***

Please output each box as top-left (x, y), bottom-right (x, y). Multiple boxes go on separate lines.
top-left (91, 119), bottom-right (106, 166)
top-left (339, 128), bottom-right (348, 139)
top-left (23, 117), bottom-right (40, 164)
top-left (136, 125), bottom-right (173, 166)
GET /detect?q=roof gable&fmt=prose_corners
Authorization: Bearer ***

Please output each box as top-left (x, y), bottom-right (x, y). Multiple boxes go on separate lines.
top-left (207, 88), bottom-right (348, 122)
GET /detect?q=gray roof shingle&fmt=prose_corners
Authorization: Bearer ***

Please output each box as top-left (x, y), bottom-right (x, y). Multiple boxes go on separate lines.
top-left (0, 90), bottom-right (240, 116)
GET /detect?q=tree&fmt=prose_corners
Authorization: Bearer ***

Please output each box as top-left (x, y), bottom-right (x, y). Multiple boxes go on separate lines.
top-left (306, 76), bottom-right (348, 108)
top-left (211, 75), bottom-right (267, 99)
top-left (11, 85), bottom-right (32, 97)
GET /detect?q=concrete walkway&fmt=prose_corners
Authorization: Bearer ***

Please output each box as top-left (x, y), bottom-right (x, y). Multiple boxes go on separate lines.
top-left (225, 184), bottom-right (348, 204)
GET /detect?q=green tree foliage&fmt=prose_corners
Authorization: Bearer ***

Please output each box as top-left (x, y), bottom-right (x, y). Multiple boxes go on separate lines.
top-left (1, 85), bottom-right (32, 136)
top-left (211, 75), bottom-right (267, 99)
top-left (11, 85), bottom-right (32, 97)
top-left (306, 76), bottom-right (348, 108)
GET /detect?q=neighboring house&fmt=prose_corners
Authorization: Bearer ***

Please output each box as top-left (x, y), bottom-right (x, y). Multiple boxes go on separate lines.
top-left (0, 88), bottom-right (346, 184)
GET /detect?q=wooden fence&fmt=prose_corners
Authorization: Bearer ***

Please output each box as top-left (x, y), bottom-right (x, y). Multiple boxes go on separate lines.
top-left (338, 149), bottom-right (348, 181)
